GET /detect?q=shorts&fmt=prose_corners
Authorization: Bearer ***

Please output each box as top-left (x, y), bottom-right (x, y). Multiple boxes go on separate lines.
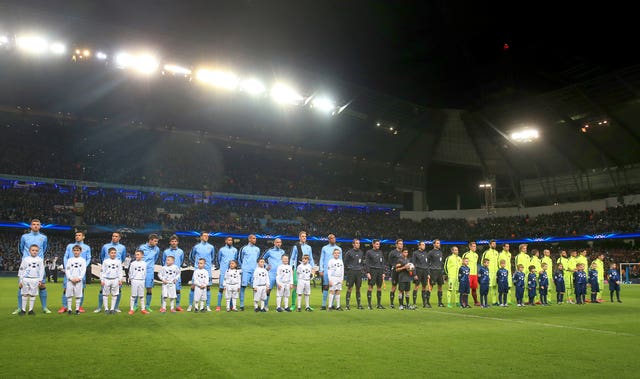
top-left (145, 274), bottom-right (155, 288)
top-left (329, 277), bottom-right (342, 291)
top-left (458, 283), bottom-right (469, 294)
top-left (528, 288), bottom-right (536, 298)
top-left (480, 284), bottom-right (489, 296)
top-left (21, 278), bottom-right (40, 296)
top-left (498, 283), bottom-right (509, 293)
top-left (253, 285), bottom-right (267, 301)
top-left (297, 280), bottom-right (311, 295)
top-left (103, 278), bottom-right (120, 296)
top-left (590, 282), bottom-right (599, 292)
top-left (65, 280), bottom-right (83, 298)
top-left (194, 286), bottom-right (207, 302)
top-left (398, 282), bottom-right (410, 292)
top-left (469, 275), bottom-right (478, 289)
top-left (225, 285), bottom-right (240, 299)
top-left (162, 283), bottom-right (177, 299)
top-left (391, 270), bottom-right (399, 286)
top-left (242, 269), bottom-right (255, 287)
top-left (429, 270), bottom-right (444, 285)
top-left (346, 270), bottom-right (363, 288)
top-left (277, 284), bottom-right (291, 298)
top-left (555, 282), bottom-right (565, 293)
top-left (131, 279), bottom-right (146, 297)
top-left (609, 283), bottom-right (620, 292)
top-left (368, 269), bottom-right (383, 288)
top-left (414, 268), bottom-right (429, 286)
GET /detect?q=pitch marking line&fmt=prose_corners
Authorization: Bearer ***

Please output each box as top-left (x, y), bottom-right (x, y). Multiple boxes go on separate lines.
top-left (431, 310), bottom-right (637, 337)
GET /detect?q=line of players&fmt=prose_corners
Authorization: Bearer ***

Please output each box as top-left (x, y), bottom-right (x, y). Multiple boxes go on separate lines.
top-left (13, 220), bottom-right (624, 315)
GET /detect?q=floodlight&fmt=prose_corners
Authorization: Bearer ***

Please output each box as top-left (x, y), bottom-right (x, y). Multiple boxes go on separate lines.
top-left (510, 128), bottom-right (539, 143)
top-left (115, 52), bottom-right (133, 68)
top-left (271, 83), bottom-right (304, 105)
top-left (49, 42), bottom-right (66, 55)
top-left (16, 35), bottom-right (48, 54)
top-left (240, 78), bottom-right (266, 95)
top-left (0, 35), bottom-right (8, 45)
top-left (82, 49), bottom-right (91, 57)
top-left (196, 69), bottom-right (238, 90)
top-left (135, 54), bottom-right (159, 74)
top-left (96, 51), bottom-right (107, 60)
top-left (311, 97), bottom-right (337, 114)
top-left (163, 64), bottom-right (192, 75)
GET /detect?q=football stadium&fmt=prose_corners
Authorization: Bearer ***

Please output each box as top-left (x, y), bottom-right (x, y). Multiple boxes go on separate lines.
top-left (1, 2), bottom-right (639, 378)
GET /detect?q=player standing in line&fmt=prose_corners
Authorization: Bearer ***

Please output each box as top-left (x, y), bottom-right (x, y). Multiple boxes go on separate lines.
top-left (263, 238), bottom-right (285, 311)
top-left (515, 244), bottom-right (530, 300)
top-left (138, 233), bottom-right (160, 312)
top-left (128, 250), bottom-right (148, 315)
top-left (364, 239), bottom-right (385, 310)
top-left (158, 255), bottom-right (180, 313)
top-left (588, 261), bottom-right (600, 304)
top-left (59, 230), bottom-right (91, 314)
top-left (192, 258), bottom-right (210, 312)
top-left (387, 239), bottom-right (404, 309)
top-left (95, 232), bottom-right (126, 313)
top-left (575, 250), bottom-right (589, 288)
top-left (462, 241), bottom-right (480, 306)
top-left (556, 251), bottom-right (572, 303)
top-left (482, 239), bottom-right (500, 306)
top-left (513, 264), bottom-right (526, 307)
top-left (15, 219), bottom-right (50, 315)
top-left (395, 248), bottom-right (414, 310)
top-left (565, 250), bottom-right (579, 303)
top-left (100, 247), bottom-right (123, 314)
top-left (526, 265), bottom-right (537, 306)
top-left (224, 260), bottom-right (241, 311)
top-left (238, 234), bottom-right (260, 311)
top-left (593, 253), bottom-right (605, 302)
top-left (162, 235), bottom-right (185, 311)
top-left (319, 234), bottom-right (342, 310)
top-left (296, 255), bottom-right (314, 312)
top-left (18, 244), bottom-right (45, 315)
top-left (607, 263), bottom-right (622, 303)
top-left (215, 236), bottom-right (238, 311)
top-left (253, 258), bottom-right (270, 312)
top-left (275, 255), bottom-right (294, 312)
top-left (327, 248), bottom-right (345, 311)
top-left (289, 231), bottom-right (314, 309)
top-left (553, 263), bottom-right (566, 305)
top-left (426, 239), bottom-right (445, 307)
top-left (343, 239), bottom-right (365, 310)
top-left (541, 249), bottom-right (554, 301)
top-left (458, 257), bottom-right (471, 308)
top-left (496, 259), bottom-right (509, 307)
top-left (539, 262), bottom-right (550, 306)
top-left (498, 243), bottom-right (513, 304)
top-left (188, 231), bottom-right (215, 312)
top-left (65, 245), bottom-right (86, 315)
top-left (574, 263), bottom-right (587, 305)
top-left (478, 258), bottom-right (490, 308)
top-left (444, 246), bottom-right (462, 308)
top-left (530, 249), bottom-right (542, 304)
top-left (411, 241), bottom-right (430, 308)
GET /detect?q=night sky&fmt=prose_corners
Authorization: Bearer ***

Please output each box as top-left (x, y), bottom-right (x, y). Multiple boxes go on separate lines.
top-left (2, 1), bottom-right (636, 108)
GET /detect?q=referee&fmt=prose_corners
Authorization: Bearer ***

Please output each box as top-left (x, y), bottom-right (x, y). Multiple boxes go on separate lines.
top-left (365, 240), bottom-right (385, 310)
top-left (411, 241), bottom-right (430, 308)
top-left (426, 239), bottom-right (445, 307)
top-left (343, 239), bottom-right (365, 310)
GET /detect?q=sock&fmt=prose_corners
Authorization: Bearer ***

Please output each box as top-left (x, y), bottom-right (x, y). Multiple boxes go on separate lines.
top-left (67, 297), bottom-right (72, 310)
top-left (17, 289), bottom-right (22, 309)
top-left (616, 289), bottom-right (620, 301)
top-left (130, 297), bottom-right (135, 310)
top-left (145, 293), bottom-right (151, 309)
top-left (103, 295), bottom-right (109, 310)
top-left (284, 296), bottom-right (289, 309)
top-left (291, 290), bottom-right (296, 307)
top-left (398, 293), bottom-right (403, 306)
top-left (259, 300), bottom-right (264, 310)
top-left (162, 297), bottom-right (166, 309)
top-left (265, 292), bottom-right (270, 308)
top-left (176, 292), bottom-right (181, 307)
top-left (405, 294), bottom-right (410, 306)
top-left (76, 297), bottom-right (82, 311)
top-left (560, 293), bottom-right (564, 303)
top-left (62, 292), bottom-right (66, 309)
top-left (356, 291), bottom-right (361, 306)
top-left (80, 294), bottom-right (84, 307)
top-left (226, 298), bottom-right (231, 309)
top-left (328, 293), bottom-right (334, 308)
top-left (239, 287), bottom-right (245, 307)
top-left (459, 293), bottom-right (463, 306)
top-left (297, 295), bottom-right (302, 309)
top-left (39, 288), bottom-right (47, 310)
top-left (254, 300), bottom-right (259, 309)
top-left (610, 290), bottom-right (614, 302)
top-left (447, 290), bottom-right (452, 305)
top-left (276, 296), bottom-right (282, 308)
top-left (471, 289), bottom-right (478, 304)
top-left (115, 292), bottom-right (122, 310)
top-left (28, 297), bottom-right (34, 312)
top-left (390, 291), bottom-right (395, 306)
top-left (322, 289), bottom-right (328, 307)
top-left (21, 296), bottom-right (28, 312)
top-left (412, 290), bottom-right (417, 305)
top-left (140, 296), bottom-right (146, 310)
top-left (438, 291), bottom-right (443, 305)
top-left (206, 289), bottom-right (211, 307)
top-left (422, 290), bottom-right (427, 306)
top-left (335, 295), bottom-right (340, 308)
top-left (305, 295), bottom-right (310, 308)
top-left (529, 296), bottom-right (534, 304)
top-left (217, 291), bottom-right (223, 307)
top-left (367, 290), bottom-right (372, 307)
top-left (426, 290), bottom-right (432, 305)
top-left (346, 291), bottom-right (351, 306)
top-left (376, 291), bottom-right (381, 305)
top-left (98, 290), bottom-right (103, 309)
top-left (170, 299), bottom-right (175, 310)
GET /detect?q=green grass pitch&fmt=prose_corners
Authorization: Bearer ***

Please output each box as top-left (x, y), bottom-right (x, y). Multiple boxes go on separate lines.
top-left (1, 278), bottom-right (639, 378)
